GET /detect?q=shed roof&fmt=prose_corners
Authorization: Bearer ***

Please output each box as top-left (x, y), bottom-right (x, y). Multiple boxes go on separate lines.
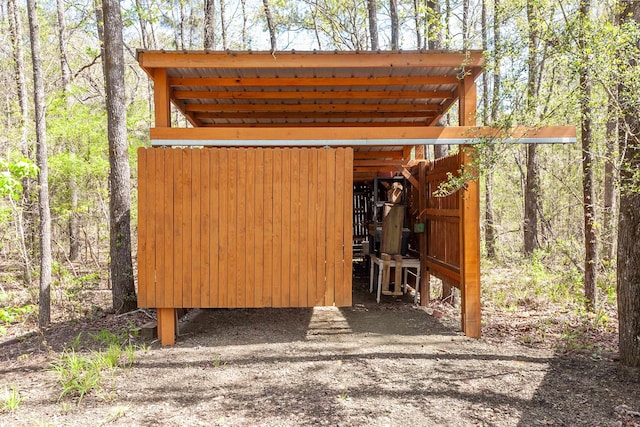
top-left (137, 50), bottom-right (484, 128)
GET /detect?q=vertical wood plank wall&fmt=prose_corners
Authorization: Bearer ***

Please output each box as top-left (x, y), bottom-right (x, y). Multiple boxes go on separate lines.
top-left (137, 147), bottom-right (353, 310)
top-left (424, 154), bottom-right (462, 283)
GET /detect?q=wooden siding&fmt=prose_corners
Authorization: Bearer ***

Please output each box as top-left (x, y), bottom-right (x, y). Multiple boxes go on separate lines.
top-left (424, 154), bottom-right (461, 283)
top-left (137, 147), bottom-right (353, 309)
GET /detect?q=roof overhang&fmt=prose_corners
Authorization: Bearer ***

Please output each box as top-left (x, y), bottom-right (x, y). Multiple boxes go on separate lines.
top-left (137, 50), bottom-right (485, 129)
top-left (138, 49), bottom-right (575, 179)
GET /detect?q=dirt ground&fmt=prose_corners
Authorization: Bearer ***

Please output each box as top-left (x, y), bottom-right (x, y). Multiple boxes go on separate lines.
top-left (1, 278), bottom-right (640, 427)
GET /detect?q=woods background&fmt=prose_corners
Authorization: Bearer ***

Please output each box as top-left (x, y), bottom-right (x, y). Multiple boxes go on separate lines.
top-left (0, 0), bottom-right (639, 365)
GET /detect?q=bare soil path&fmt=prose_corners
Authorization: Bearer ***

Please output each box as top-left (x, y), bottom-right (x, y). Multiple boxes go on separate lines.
top-left (1, 283), bottom-right (639, 426)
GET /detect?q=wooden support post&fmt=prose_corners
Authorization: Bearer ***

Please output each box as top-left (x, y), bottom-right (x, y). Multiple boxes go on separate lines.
top-left (157, 307), bottom-right (176, 346)
top-left (458, 72), bottom-right (481, 338)
top-left (460, 147), bottom-right (481, 337)
top-left (418, 161), bottom-right (430, 306)
top-left (153, 68), bottom-right (171, 128)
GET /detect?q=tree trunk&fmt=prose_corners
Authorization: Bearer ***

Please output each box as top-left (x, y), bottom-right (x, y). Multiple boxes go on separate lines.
top-left (524, 0), bottom-right (539, 256)
top-left (367, 0), bottom-right (378, 50)
top-left (616, 0), bottom-right (640, 369)
top-left (220, 0), bottom-right (227, 49)
top-left (579, 0), bottom-right (597, 310)
top-left (203, 0), bottom-right (215, 49)
top-left (390, 0), bottom-right (398, 50)
top-left (241, 0), bottom-right (248, 48)
top-left (427, 0), bottom-right (441, 50)
top-left (56, 0), bottom-right (70, 93)
top-left (8, 0), bottom-right (33, 283)
top-left (603, 13), bottom-right (619, 266)
top-left (462, 0), bottom-right (469, 50)
top-left (491, 0), bottom-right (500, 123)
top-left (413, 0), bottom-right (421, 49)
top-left (57, 0), bottom-right (80, 262)
top-left (483, 0), bottom-right (498, 258)
top-left (136, 0), bottom-right (151, 49)
top-left (69, 178), bottom-right (80, 261)
top-left (602, 100), bottom-right (616, 264)
top-left (102, 0), bottom-right (137, 314)
top-left (263, 0), bottom-right (277, 52)
top-left (27, 0), bottom-right (53, 328)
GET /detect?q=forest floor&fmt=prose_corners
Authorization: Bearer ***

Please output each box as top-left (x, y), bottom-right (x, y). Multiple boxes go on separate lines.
top-left (1, 263), bottom-right (639, 426)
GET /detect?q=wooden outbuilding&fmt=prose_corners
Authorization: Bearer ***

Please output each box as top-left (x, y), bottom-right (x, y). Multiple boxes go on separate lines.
top-left (135, 50), bottom-right (575, 346)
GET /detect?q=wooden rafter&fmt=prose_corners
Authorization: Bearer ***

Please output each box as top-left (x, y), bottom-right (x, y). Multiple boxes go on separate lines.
top-left (169, 76), bottom-right (461, 87)
top-left (193, 111), bottom-right (437, 120)
top-left (184, 103), bottom-right (443, 113)
top-left (173, 90), bottom-right (454, 100)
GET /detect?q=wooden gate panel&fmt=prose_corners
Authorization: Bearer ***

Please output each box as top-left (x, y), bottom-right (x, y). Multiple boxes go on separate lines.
top-left (137, 147), bottom-right (353, 309)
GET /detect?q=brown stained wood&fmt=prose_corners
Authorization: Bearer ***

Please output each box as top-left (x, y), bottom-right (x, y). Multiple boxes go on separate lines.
top-left (153, 68), bottom-right (171, 127)
top-left (150, 125), bottom-right (576, 142)
top-left (236, 148), bottom-right (247, 308)
top-left (339, 148), bottom-right (353, 307)
top-left (227, 149), bottom-right (238, 308)
top-left (186, 103), bottom-right (442, 114)
top-left (353, 159), bottom-right (404, 168)
top-left (418, 162), bottom-right (429, 306)
top-left (157, 307), bottom-right (176, 346)
top-left (139, 147), bottom-right (354, 312)
top-left (246, 149), bottom-right (264, 307)
top-left (176, 149), bottom-right (190, 308)
top-left (169, 75), bottom-right (460, 88)
top-left (315, 149), bottom-right (328, 306)
top-left (174, 89), bottom-right (454, 100)
top-left (298, 149), bottom-right (314, 307)
top-left (200, 149), bottom-right (211, 306)
top-left (161, 149), bottom-right (175, 308)
top-left (138, 51), bottom-right (485, 70)
top-left (354, 151), bottom-right (404, 160)
top-left (281, 149), bottom-right (291, 307)
top-left (272, 150), bottom-right (283, 307)
top-left (209, 149), bottom-right (220, 307)
top-left (262, 150), bottom-right (274, 307)
top-left (325, 150), bottom-right (336, 305)
top-left (298, 149), bottom-right (309, 307)
top-left (334, 148), bottom-right (346, 306)
top-left (217, 149), bottom-right (229, 307)
top-left (190, 149), bottom-right (202, 308)
top-left (460, 147), bottom-right (481, 338)
top-left (400, 167), bottom-right (419, 189)
top-left (194, 111), bottom-right (438, 121)
top-left (136, 148), bottom-right (149, 307)
top-left (306, 150), bottom-right (317, 307)
top-left (289, 149), bottom-right (301, 307)
top-left (381, 204), bottom-right (405, 255)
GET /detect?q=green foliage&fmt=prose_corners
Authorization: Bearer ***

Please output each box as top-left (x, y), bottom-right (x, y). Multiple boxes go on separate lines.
top-left (51, 330), bottom-right (139, 403)
top-left (51, 350), bottom-right (103, 402)
top-left (0, 304), bottom-right (35, 324)
top-left (0, 156), bottom-right (38, 201)
top-left (1, 384), bottom-right (23, 412)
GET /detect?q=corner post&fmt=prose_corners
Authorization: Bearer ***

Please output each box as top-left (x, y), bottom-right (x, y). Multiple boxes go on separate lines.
top-left (157, 307), bottom-right (176, 346)
top-left (153, 68), bottom-right (171, 128)
top-left (459, 72), bottom-right (481, 338)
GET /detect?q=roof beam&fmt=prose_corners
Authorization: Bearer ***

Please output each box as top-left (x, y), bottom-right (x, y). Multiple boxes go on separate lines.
top-left (184, 103), bottom-right (443, 113)
top-left (169, 76), bottom-right (461, 87)
top-left (193, 111), bottom-right (437, 120)
top-left (138, 51), bottom-right (484, 69)
top-left (149, 125), bottom-right (577, 145)
top-left (198, 121), bottom-right (433, 128)
top-left (173, 90), bottom-right (454, 100)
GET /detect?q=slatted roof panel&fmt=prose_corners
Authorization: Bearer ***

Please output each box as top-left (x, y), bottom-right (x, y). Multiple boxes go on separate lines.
top-left (137, 50), bottom-right (484, 129)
